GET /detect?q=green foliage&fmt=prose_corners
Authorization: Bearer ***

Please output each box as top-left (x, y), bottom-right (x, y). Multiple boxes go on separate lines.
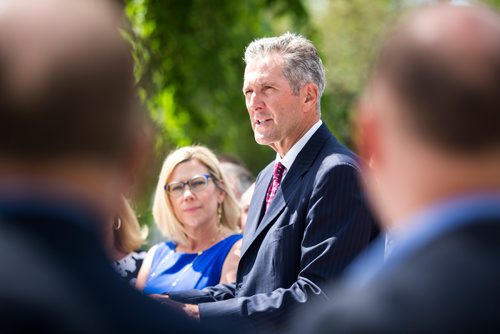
top-left (483, 0), bottom-right (500, 8)
top-left (125, 0), bottom-right (314, 235)
top-left (311, 0), bottom-right (397, 145)
top-left (126, 0), bottom-right (312, 175)
top-left (126, 0), bottom-right (500, 233)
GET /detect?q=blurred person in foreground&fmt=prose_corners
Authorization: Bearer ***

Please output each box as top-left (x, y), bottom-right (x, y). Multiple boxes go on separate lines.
top-left (0, 0), bottom-right (219, 332)
top-left (109, 196), bottom-right (146, 287)
top-left (294, 3), bottom-right (500, 333)
top-left (164, 32), bottom-right (378, 329)
top-left (136, 146), bottom-right (242, 293)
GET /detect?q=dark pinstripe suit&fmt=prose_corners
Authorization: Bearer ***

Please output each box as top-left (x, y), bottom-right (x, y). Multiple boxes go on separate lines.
top-left (168, 124), bottom-right (379, 328)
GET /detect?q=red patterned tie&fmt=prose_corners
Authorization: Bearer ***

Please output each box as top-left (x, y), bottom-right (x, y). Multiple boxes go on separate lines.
top-left (265, 162), bottom-right (286, 211)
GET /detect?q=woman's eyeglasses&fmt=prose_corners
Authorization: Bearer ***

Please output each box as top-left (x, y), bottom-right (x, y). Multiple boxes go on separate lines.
top-left (164, 174), bottom-right (213, 197)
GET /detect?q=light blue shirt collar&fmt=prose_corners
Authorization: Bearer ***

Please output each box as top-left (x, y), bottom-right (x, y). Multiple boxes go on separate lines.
top-left (387, 193), bottom-right (500, 258)
top-left (344, 192), bottom-right (500, 290)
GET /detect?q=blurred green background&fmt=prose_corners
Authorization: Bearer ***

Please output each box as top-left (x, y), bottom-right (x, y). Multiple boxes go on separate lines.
top-left (123, 0), bottom-right (500, 236)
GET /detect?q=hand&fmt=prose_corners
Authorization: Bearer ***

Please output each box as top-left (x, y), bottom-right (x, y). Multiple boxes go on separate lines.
top-left (149, 294), bottom-right (200, 321)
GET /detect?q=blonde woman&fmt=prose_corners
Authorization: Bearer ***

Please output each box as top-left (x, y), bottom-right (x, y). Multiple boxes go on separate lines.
top-left (109, 196), bottom-right (146, 286)
top-left (136, 146), bottom-right (242, 294)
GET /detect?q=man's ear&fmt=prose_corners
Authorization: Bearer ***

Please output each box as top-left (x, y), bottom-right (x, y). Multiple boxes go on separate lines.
top-left (355, 100), bottom-right (380, 169)
top-left (302, 83), bottom-right (318, 112)
top-left (121, 125), bottom-right (155, 195)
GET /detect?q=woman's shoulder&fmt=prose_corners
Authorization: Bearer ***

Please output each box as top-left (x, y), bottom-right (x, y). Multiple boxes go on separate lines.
top-left (215, 233), bottom-right (242, 248)
top-left (152, 240), bottom-right (176, 252)
top-left (207, 233), bottom-right (242, 254)
top-left (143, 241), bottom-right (175, 262)
top-left (225, 233), bottom-right (243, 242)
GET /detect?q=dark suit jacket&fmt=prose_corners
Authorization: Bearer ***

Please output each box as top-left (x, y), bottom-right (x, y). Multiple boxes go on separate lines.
top-left (296, 216), bottom-right (500, 333)
top-left (169, 124), bottom-right (378, 328)
top-left (0, 195), bottom-right (220, 334)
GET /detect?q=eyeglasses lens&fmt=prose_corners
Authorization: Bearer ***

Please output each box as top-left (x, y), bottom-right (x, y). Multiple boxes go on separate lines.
top-left (166, 175), bottom-right (209, 197)
top-left (189, 176), bottom-right (208, 192)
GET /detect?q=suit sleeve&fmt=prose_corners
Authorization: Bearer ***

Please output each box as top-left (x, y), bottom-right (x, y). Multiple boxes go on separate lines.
top-left (167, 282), bottom-right (237, 304)
top-left (198, 163), bottom-right (377, 325)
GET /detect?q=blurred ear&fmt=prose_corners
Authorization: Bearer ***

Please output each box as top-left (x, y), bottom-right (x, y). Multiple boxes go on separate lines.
top-left (216, 180), bottom-right (226, 204)
top-left (354, 99), bottom-right (390, 226)
top-left (301, 83), bottom-right (318, 112)
top-left (355, 99), bottom-right (380, 169)
top-left (120, 124), bottom-right (154, 196)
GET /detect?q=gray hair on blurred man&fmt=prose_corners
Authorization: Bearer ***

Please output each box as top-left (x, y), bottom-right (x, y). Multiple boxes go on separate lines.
top-left (294, 3), bottom-right (500, 333)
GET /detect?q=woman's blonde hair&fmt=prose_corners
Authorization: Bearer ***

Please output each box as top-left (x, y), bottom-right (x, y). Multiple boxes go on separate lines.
top-left (152, 145), bottom-right (240, 245)
top-left (114, 196), bottom-right (145, 253)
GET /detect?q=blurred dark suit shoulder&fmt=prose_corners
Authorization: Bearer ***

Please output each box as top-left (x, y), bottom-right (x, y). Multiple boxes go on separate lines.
top-left (300, 216), bottom-right (500, 333)
top-left (0, 198), bottom-right (207, 334)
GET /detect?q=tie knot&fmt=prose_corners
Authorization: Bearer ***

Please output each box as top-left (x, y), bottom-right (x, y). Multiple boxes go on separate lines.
top-left (273, 162), bottom-right (285, 181)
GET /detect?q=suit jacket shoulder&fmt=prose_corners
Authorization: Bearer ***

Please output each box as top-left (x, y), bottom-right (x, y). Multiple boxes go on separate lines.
top-left (0, 201), bottom-right (218, 334)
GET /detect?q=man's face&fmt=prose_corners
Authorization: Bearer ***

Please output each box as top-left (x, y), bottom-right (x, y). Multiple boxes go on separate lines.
top-left (243, 55), bottom-right (304, 148)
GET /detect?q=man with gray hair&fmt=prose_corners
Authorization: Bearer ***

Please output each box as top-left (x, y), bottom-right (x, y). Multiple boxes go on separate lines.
top-left (166, 32), bottom-right (378, 329)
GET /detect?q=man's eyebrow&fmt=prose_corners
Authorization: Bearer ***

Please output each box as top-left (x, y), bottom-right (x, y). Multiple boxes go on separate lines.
top-left (242, 80), bottom-right (275, 92)
top-left (260, 81), bottom-right (274, 86)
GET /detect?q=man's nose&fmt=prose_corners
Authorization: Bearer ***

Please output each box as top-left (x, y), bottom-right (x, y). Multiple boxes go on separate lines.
top-left (248, 92), bottom-right (264, 111)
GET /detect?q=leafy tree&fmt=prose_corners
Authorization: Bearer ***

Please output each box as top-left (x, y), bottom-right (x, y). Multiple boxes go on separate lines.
top-left (125, 0), bottom-right (313, 232)
top-left (310, 0), bottom-right (397, 146)
top-left (126, 0), bottom-right (312, 176)
top-left (125, 0), bottom-right (500, 233)
top-left (314, 0), bottom-right (500, 145)
top-left (483, 0), bottom-right (500, 8)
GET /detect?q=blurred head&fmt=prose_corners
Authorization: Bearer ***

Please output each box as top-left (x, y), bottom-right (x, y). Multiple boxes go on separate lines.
top-left (0, 0), bottom-right (137, 163)
top-left (112, 196), bottom-right (145, 254)
top-left (356, 4), bottom-right (500, 227)
top-left (219, 161), bottom-right (254, 200)
top-left (239, 183), bottom-right (255, 232)
top-left (243, 33), bottom-right (325, 156)
top-left (153, 146), bottom-right (240, 245)
top-left (0, 0), bottom-right (140, 211)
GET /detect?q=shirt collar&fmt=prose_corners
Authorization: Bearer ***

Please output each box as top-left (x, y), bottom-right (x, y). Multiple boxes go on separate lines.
top-left (275, 120), bottom-right (323, 172)
top-left (346, 192), bottom-right (500, 290)
top-left (386, 192), bottom-right (500, 259)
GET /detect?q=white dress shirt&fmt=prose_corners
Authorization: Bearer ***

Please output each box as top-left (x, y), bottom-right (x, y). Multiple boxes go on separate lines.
top-left (276, 120), bottom-right (323, 181)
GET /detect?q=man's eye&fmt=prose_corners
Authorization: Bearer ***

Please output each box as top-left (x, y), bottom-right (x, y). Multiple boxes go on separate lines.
top-left (244, 90), bottom-right (253, 96)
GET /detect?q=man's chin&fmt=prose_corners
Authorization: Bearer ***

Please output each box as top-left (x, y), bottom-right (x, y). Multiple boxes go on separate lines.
top-left (254, 136), bottom-right (274, 146)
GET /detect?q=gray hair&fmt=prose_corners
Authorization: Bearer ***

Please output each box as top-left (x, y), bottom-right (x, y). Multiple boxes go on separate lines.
top-left (244, 32), bottom-right (326, 112)
top-left (219, 162), bottom-right (254, 201)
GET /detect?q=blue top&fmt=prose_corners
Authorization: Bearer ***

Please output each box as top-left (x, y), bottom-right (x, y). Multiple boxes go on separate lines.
top-left (143, 234), bottom-right (242, 294)
top-left (343, 193), bottom-right (500, 290)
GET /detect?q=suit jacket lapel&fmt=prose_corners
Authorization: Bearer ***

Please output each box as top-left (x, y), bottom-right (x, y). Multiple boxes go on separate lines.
top-left (240, 124), bottom-right (332, 258)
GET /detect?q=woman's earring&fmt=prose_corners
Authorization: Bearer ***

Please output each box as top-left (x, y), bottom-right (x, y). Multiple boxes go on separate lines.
top-left (217, 204), bottom-right (222, 227)
top-left (113, 217), bottom-right (122, 230)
